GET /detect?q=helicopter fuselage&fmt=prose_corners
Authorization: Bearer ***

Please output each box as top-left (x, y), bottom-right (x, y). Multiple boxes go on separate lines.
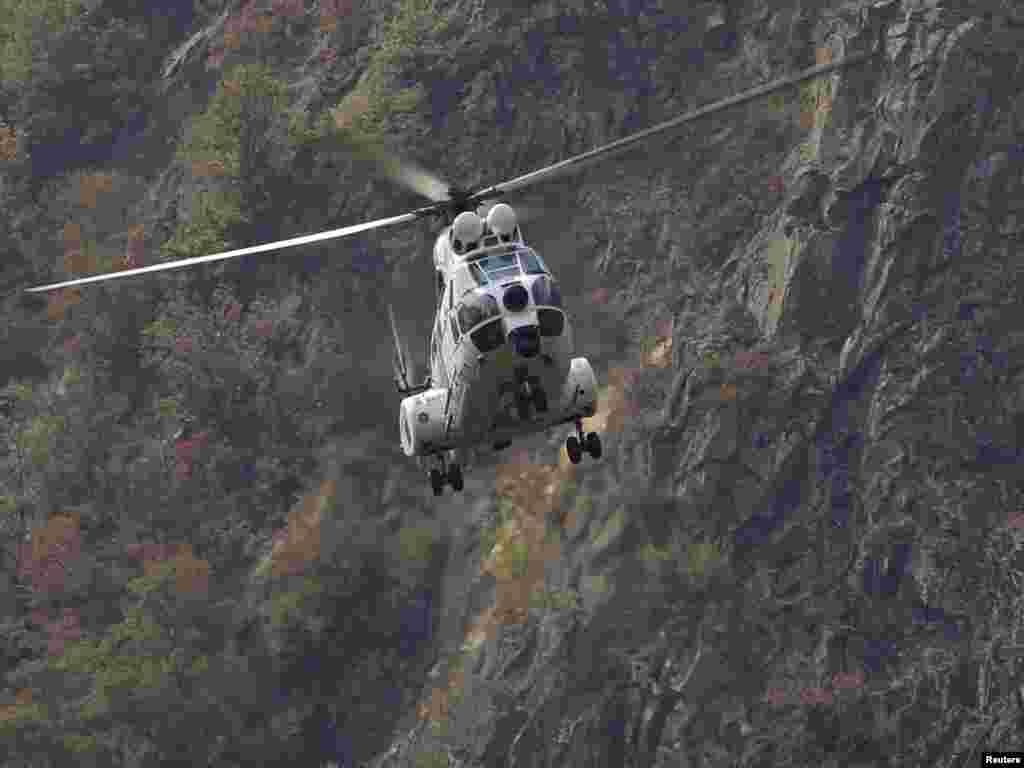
top-left (398, 206), bottom-right (597, 467)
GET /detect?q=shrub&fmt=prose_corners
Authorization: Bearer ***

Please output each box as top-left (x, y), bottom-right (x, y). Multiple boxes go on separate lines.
top-left (399, 525), bottom-right (435, 564)
top-left (0, 0), bottom-right (82, 84)
top-left (508, 539), bottom-right (529, 578)
top-left (685, 540), bottom-right (721, 581)
top-left (413, 750), bottom-right (449, 768)
top-left (328, 0), bottom-right (445, 143)
top-left (268, 576), bottom-right (321, 627)
top-left (178, 63), bottom-right (289, 177)
top-left (17, 414), bottom-right (65, 466)
top-left (160, 190), bottom-right (246, 262)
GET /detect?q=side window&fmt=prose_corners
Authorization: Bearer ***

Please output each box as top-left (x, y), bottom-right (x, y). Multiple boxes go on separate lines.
top-left (450, 314), bottom-right (460, 341)
top-left (448, 281), bottom-right (453, 312)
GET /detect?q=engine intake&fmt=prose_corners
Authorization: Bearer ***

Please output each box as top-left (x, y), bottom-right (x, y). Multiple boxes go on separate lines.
top-left (399, 388), bottom-right (449, 456)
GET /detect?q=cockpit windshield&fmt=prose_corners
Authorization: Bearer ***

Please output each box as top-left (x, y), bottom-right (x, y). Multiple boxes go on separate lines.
top-left (465, 247), bottom-right (549, 284)
top-left (518, 247), bottom-right (548, 275)
top-left (474, 251), bottom-right (520, 282)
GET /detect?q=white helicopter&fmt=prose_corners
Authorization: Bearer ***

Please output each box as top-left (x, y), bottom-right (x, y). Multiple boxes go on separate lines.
top-left (26, 52), bottom-right (873, 496)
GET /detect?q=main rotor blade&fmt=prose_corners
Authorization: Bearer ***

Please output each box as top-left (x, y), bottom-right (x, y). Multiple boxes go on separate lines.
top-left (472, 51), bottom-right (876, 202)
top-left (25, 209), bottom-right (428, 293)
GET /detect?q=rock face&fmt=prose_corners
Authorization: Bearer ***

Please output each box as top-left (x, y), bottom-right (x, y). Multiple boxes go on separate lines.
top-left (1, 1), bottom-right (1023, 767)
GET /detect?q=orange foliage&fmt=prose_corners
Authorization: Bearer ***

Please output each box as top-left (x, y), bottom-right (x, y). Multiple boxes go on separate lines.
top-left (815, 46), bottom-right (834, 66)
top-left (270, 479), bottom-right (334, 577)
top-left (720, 383), bottom-right (738, 402)
top-left (319, 14), bottom-right (338, 33)
top-left (172, 544), bottom-right (211, 596)
top-left (0, 123), bottom-right (17, 162)
top-left (45, 288), bottom-right (81, 321)
top-left (79, 173), bottom-right (113, 209)
top-left (253, 14), bottom-right (273, 34)
top-left (486, 456), bottom-right (568, 625)
top-left (28, 513), bottom-right (80, 564)
top-left (418, 658), bottom-right (468, 725)
top-left (0, 689), bottom-right (33, 723)
top-left (191, 158), bottom-right (228, 177)
top-left (332, 91), bottom-right (370, 132)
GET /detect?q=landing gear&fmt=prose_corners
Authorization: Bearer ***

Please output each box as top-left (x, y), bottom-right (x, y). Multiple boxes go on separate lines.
top-left (566, 417), bottom-right (602, 465)
top-left (428, 453), bottom-right (464, 495)
top-left (511, 366), bottom-right (548, 421)
top-left (566, 435), bottom-right (583, 464)
top-left (448, 462), bottom-right (464, 492)
top-left (429, 469), bottom-right (445, 496)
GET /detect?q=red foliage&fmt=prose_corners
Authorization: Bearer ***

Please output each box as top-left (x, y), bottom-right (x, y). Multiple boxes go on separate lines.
top-left (831, 670), bottom-right (865, 690)
top-left (224, 302), bottom-right (242, 322)
top-left (589, 287), bottom-right (610, 305)
top-left (206, 47), bottom-right (226, 69)
top-left (733, 349), bottom-right (771, 371)
top-left (17, 516), bottom-right (82, 596)
top-left (654, 317), bottom-right (673, 338)
top-left (46, 608), bottom-right (81, 656)
top-left (176, 460), bottom-right (192, 481)
top-left (175, 335), bottom-right (194, 355)
top-left (799, 686), bottom-right (834, 706)
top-left (319, 46), bottom-right (338, 67)
top-left (125, 224), bottom-right (145, 268)
top-left (1008, 511), bottom-right (1024, 530)
top-left (253, 318), bottom-right (274, 338)
top-left (272, 0), bottom-right (305, 18)
top-left (175, 438), bottom-right (197, 463)
top-left (764, 687), bottom-right (787, 707)
top-left (62, 334), bottom-right (82, 356)
top-left (127, 542), bottom-right (180, 563)
top-left (768, 175), bottom-right (784, 196)
top-left (320, 0), bottom-right (353, 17)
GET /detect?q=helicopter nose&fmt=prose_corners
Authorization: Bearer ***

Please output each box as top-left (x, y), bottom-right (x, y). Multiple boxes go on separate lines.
top-left (502, 283), bottom-right (529, 312)
top-left (509, 325), bottom-right (540, 358)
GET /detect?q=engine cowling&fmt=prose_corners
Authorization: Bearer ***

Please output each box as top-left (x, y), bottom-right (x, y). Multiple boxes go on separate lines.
top-left (399, 388), bottom-right (449, 457)
top-left (559, 357), bottom-right (597, 418)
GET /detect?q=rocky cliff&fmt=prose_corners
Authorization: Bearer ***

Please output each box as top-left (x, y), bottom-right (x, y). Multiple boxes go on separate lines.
top-left (1, 1), bottom-right (1023, 766)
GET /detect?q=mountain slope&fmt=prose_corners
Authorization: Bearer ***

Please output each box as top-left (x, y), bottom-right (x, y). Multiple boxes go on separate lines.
top-left (1, 1), bottom-right (1023, 767)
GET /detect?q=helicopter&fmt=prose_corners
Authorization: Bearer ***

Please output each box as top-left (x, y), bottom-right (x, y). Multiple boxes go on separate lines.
top-left (26, 51), bottom-right (874, 496)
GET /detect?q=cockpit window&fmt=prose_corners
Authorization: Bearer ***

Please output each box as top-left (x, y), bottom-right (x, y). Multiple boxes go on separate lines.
top-left (453, 265), bottom-right (487, 298)
top-left (518, 248), bottom-right (548, 275)
top-left (457, 292), bottom-right (500, 333)
top-left (530, 275), bottom-right (562, 307)
top-left (475, 251), bottom-right (521, 282)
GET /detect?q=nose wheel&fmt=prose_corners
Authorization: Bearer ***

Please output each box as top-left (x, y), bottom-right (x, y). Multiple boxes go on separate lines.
top-left (428, 454), bottom-right (464, 496)
top-left (509, 367), bottom-right (547, 421)
top-left (565, 418), bottom-right (602, 465)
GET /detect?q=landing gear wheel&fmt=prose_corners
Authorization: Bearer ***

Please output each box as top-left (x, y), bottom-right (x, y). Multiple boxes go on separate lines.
top-left (448, 463), bottom-right (464, 492)
top-left (429, 469), bottom-right (444, 496)
top-left (565, 435), bottom-right (583, 465)
top-left (532, 386), bottom-right (548, 413)
top-left (585, 432), bottom-right (602, 459)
